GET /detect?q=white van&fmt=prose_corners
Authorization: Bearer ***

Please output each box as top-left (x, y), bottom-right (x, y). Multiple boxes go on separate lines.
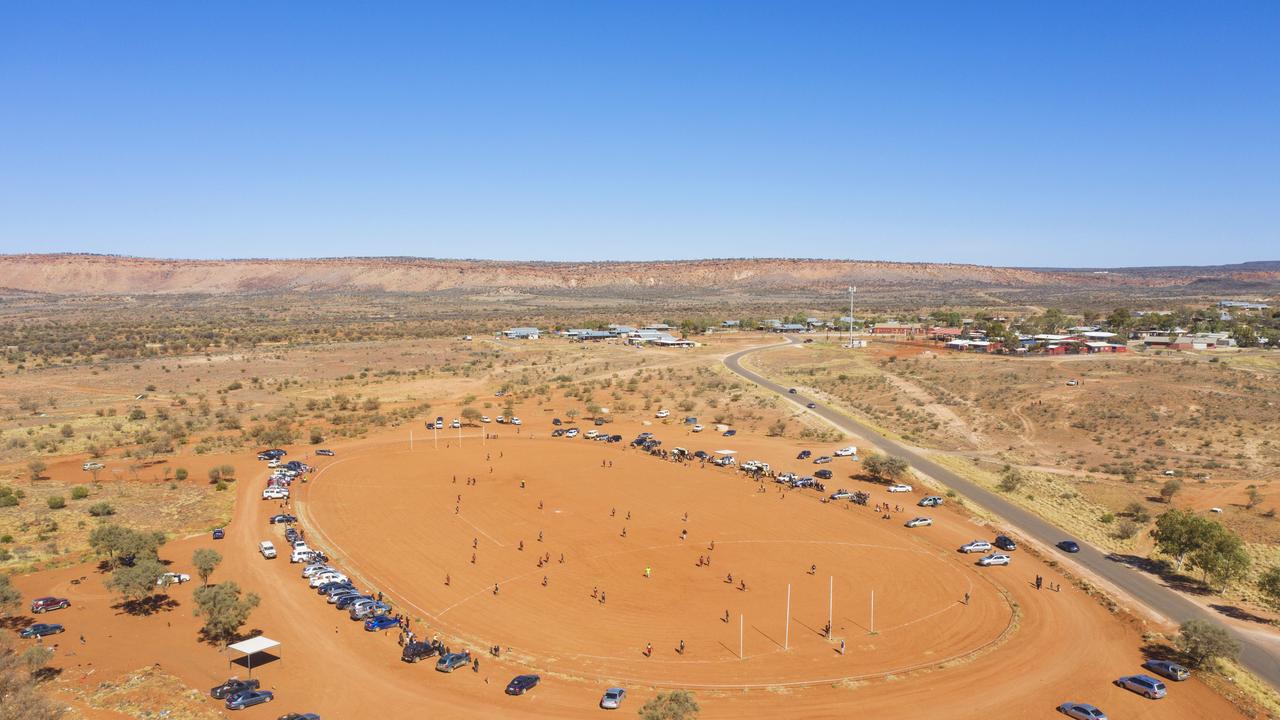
top-left (263, 487), bottom-right (289, 500)
top-left (259, 541), bottom-right (277, 559)
top-left (834, 446), bottom-right (858, 457)
top-left (291, 547), bottom-right (314, 563)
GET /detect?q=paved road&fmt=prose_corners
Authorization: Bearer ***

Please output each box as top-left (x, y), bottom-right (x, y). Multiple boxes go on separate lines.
top-left (725, 338), bottom-right (1280, 689)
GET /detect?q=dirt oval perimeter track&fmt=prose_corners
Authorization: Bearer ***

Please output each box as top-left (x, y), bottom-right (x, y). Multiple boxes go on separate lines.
top-left (281, 419), bottom-right (1245, 718)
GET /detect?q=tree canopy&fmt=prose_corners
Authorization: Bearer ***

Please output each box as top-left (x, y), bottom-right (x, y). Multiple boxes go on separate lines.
top-left (193, 582), bottom-right (261, 644)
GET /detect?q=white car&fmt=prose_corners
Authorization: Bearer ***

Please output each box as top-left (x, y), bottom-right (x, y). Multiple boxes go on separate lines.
top-left (978, 553), bottom-right (1011, 566)
top-left (310, 572), bottom-right (347, 588)
top-left (655, 409), bottom-right (670, 419)
top-left (511, 417), bottom-right (522, 425)
top-left (833, 446), bottom-right (857, 457)
top-left (496, 415), bottom-right (506, 423)
top-left (691, 424), bottom-right (704, 432)
top-left (156, 572), bottom-right (191, 586)
top-left (82, 461), bottom-right (104, 471)
top-left (905, 517), bottom-right (933, 528)
top-left (263, 487), bottom-right (289, 500)
top-left (259, 541), bottom-right (277, 559)
top-left (302, 564), bottom-right (335, 578)
top-left (481, 416), bottom-right (491, 423)
top-left (584, 430), bottom-right (599, 439)
top-left (887, 484), bottom-right (913, 493)
top-left (565, 428), bottom-right (579, 438)
top-left (960, 540), bottom-right (993, 554)
top-left (450, 419), bottom-right (461, 428)
top-left (267, 459), bottom-right (281, 468)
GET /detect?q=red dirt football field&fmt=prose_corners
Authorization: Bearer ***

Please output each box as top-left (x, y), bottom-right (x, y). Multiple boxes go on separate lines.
top-left (14, 421), bottom-right (1248, 719)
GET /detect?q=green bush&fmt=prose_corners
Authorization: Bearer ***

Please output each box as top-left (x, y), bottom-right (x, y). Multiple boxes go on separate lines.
top-left (47, 496), bottom-right (67, 509)
top-left (87, 502), bottom-right (115, 517)
top-left (215, 480), bottom-right (228, 491)
top-left (70, 486), bottom-right (90, 500)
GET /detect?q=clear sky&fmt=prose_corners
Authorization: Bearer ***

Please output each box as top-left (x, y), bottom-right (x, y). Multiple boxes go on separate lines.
top-left (1, 2), bottom-right (1276, 266)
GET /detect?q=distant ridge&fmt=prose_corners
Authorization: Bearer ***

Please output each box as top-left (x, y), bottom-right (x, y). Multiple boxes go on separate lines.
top-left (0, 253), bottom-right (1276, 297)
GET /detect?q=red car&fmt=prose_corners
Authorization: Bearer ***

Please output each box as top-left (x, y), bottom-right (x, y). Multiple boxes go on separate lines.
top-left (31, 596), bottom-right (70, 614)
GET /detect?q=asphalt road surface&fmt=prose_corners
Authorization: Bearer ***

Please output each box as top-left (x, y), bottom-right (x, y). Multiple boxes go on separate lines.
top-left (725, 338), bottom-right (1280, 689)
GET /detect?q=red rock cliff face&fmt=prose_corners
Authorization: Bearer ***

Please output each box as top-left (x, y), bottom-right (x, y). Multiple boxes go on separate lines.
top-left (0, 254), bottom-right (1275, 296)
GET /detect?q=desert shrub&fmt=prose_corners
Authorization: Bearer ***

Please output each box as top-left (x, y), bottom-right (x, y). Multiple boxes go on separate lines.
top-left (70, 486), bottom-right (90, 500)
top-left (1177, 619), bottom-right (1239, 669)
top-left (174, 468), bottom-right (188, 481)
top-left (88, 502), bottom-right (115, 517)
top-left (46, 496), bottom-right (66, 510)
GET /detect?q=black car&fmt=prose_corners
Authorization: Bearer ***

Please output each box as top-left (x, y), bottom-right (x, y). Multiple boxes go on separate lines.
top-left (797, 450), bottom-right (812, 460)
top-left (20, 623), bottom-right (64, 639)
top-left (505, 674), bottom-right (540, 695)
top-left (815, 469), bottom-right (833, 480)
top-left (551, 429), bottom-right (565, 437)
top-left (806, 403), bottom-right (817, 409)
top-left (594, 417), bottom-right (606, 426)
top-left (693, 450), bottom-right (710, 460)
top-left (609, 434), bottom-right (623, 442)
top-left (1058, 540), bottom-right (1081, 553)
top-left (316, 449), bottom-right (335, 456)
top-left (211, 677), bottom-right (260, 700)
top-left (552, 418), bottom-right (562, 425)
top-left (269, 514), bottom-right (297, 525)
top-left (335, 595), bottom-right (371, 610)
top-left (212, 528), bottom-right (225, 540)
top-left (401, 640), bottom-right (441, 663)
top-left (994, 535), bottom-right (1017, 551)
top-left (788, 388), bottom-right (797, 394)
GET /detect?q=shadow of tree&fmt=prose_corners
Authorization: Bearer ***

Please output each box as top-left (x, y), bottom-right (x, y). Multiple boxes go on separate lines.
top-left (0, 616), bottom-right (32, 632)
top-left (112, 594), bottom-right (178, 616)
top-left (1210, 603), bottom-right (1275, 625)
top-left (1104, 553), bottom-right (1212, 596)
top-left (32, 666), bottom-right (63, 683)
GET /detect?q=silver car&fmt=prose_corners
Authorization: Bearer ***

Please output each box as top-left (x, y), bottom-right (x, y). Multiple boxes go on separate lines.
top-left (959, 540), bottom-right (992, 553)
top-left (600, 687), bottom-right (626, 709)
top-left (1114, 674), bottom-right (1167, 699)
top-left (905, 517), bottom-right (933, 528)
top-left (1057, 703), bottom-right (1107, 720)
top-left (978, 553), bottom-right (1011, 566)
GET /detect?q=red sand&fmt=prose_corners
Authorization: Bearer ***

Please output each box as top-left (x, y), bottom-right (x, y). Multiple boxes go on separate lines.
top-left (13, 421), bottom-right (1249, 719)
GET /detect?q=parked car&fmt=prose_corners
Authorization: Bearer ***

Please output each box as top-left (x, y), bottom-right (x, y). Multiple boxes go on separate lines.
top-left (1057, 703), bottom-right (1107, 720)
top-left (263, 487), bottom-right (289, 500)
top-left (565, 428), bottom-right (580, 438)
top-left (212, 528), bottom-right (225, 540)
top-left (1114, 674), bottom-right (1167, 699)
top-left (692, 424), bottom-right (704, 432)
top-left (259, 541), bottom-right (277, 559)
top-left (723, 429), bottom-right (737, 437)
top-left (1142, 659), bottom-right (1191, 681)
top-left (481, 416), bottom-right (491, 423)
top-left (994, 535), bottom-right (1017, 551)
top-left (796, 450), bottom-right (811, 459)
top-left (834, 446), bottom-right (858, 457)
top-left (436, 651), bottom-right (471, 672)
top-left (655, 409), bottom-right (670, 418)
top-left (693, 450), bottom-right (710, 460)
top-left (156, 572), bottom-right (191, 586)
top-left (211, 677), bottom-right (260, 699)
top-left (1058, 540), bottom-right (1081, 553)
top-left (551, 429), bottom-right (565, 437)
top-left (978, 553), bottom-right (1011, 566)
top-left (316, 449), bottom-right (335, 456)
top-left (788, 388), bottom-right (797, 394)
top-left (302, 563), bottom-right (335, 577)
top-left (506, 674), bottom-right (540, 695)
top-left (349, 600), bottom-right (390, 620)
top-left (332, 593), bottom-right (368, 607)
top-left (401, 640), bottom-right (440, 663)
top-left (311, 573), bottom-right (347, 588)
top-left (225, 689), bottom-right (274, 710)
top-left (364, 615), bottom-right (401, 632)
top-left (82, 461), bottom-right (104, 471)
top-left (815, 469), bottom-right (833, 480)
top-left (905, 517), bottom-right (933, 528)
top-left (552, 418), bottom-right (562, 425)
top-left (959, 540), bottom-right (993, 553)
top-left (511, 417), bottom-right (522, 425)
top-left (600, 687), bottom-right (627, 709)
top-left (918, 496), bottom-right (944, 507)
top-left (30, 596), bottom-right (70, 614)
top-left (829, 489), bottom-right (855, 500)
top-left (585, 430), bottom-right (599, 439)
top-left (269, 514), bottom-right (297, 524)
top-left (276, 714), bottom-right (320, 720)
top-left (813, 456), bottom-right (832, 464)
top-left (887, 483), bottom-right (912, 493)
top-left (20, 623), bottom-right (64, 639)
top-left (450, 419), bottom-right (461, 428)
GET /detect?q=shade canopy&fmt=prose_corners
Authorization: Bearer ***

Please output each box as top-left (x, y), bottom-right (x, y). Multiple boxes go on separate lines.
top-left (715, 449), bottom-right (737, 455)
top-left (228, 636), bottom-right (279, 655)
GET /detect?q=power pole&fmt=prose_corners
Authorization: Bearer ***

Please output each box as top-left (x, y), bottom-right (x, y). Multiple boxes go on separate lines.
top-left (784, 583), bottom-right (791, 650)
top-left (848, 285), bottom-right (856, 347)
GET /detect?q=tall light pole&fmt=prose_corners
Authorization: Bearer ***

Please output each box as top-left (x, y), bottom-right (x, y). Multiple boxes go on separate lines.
top-left (848, 286), bottom-right (856, 347)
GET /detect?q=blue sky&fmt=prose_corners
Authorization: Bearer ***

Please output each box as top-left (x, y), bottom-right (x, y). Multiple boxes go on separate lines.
top-left (1, 2), bottom-right (1276, 266)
